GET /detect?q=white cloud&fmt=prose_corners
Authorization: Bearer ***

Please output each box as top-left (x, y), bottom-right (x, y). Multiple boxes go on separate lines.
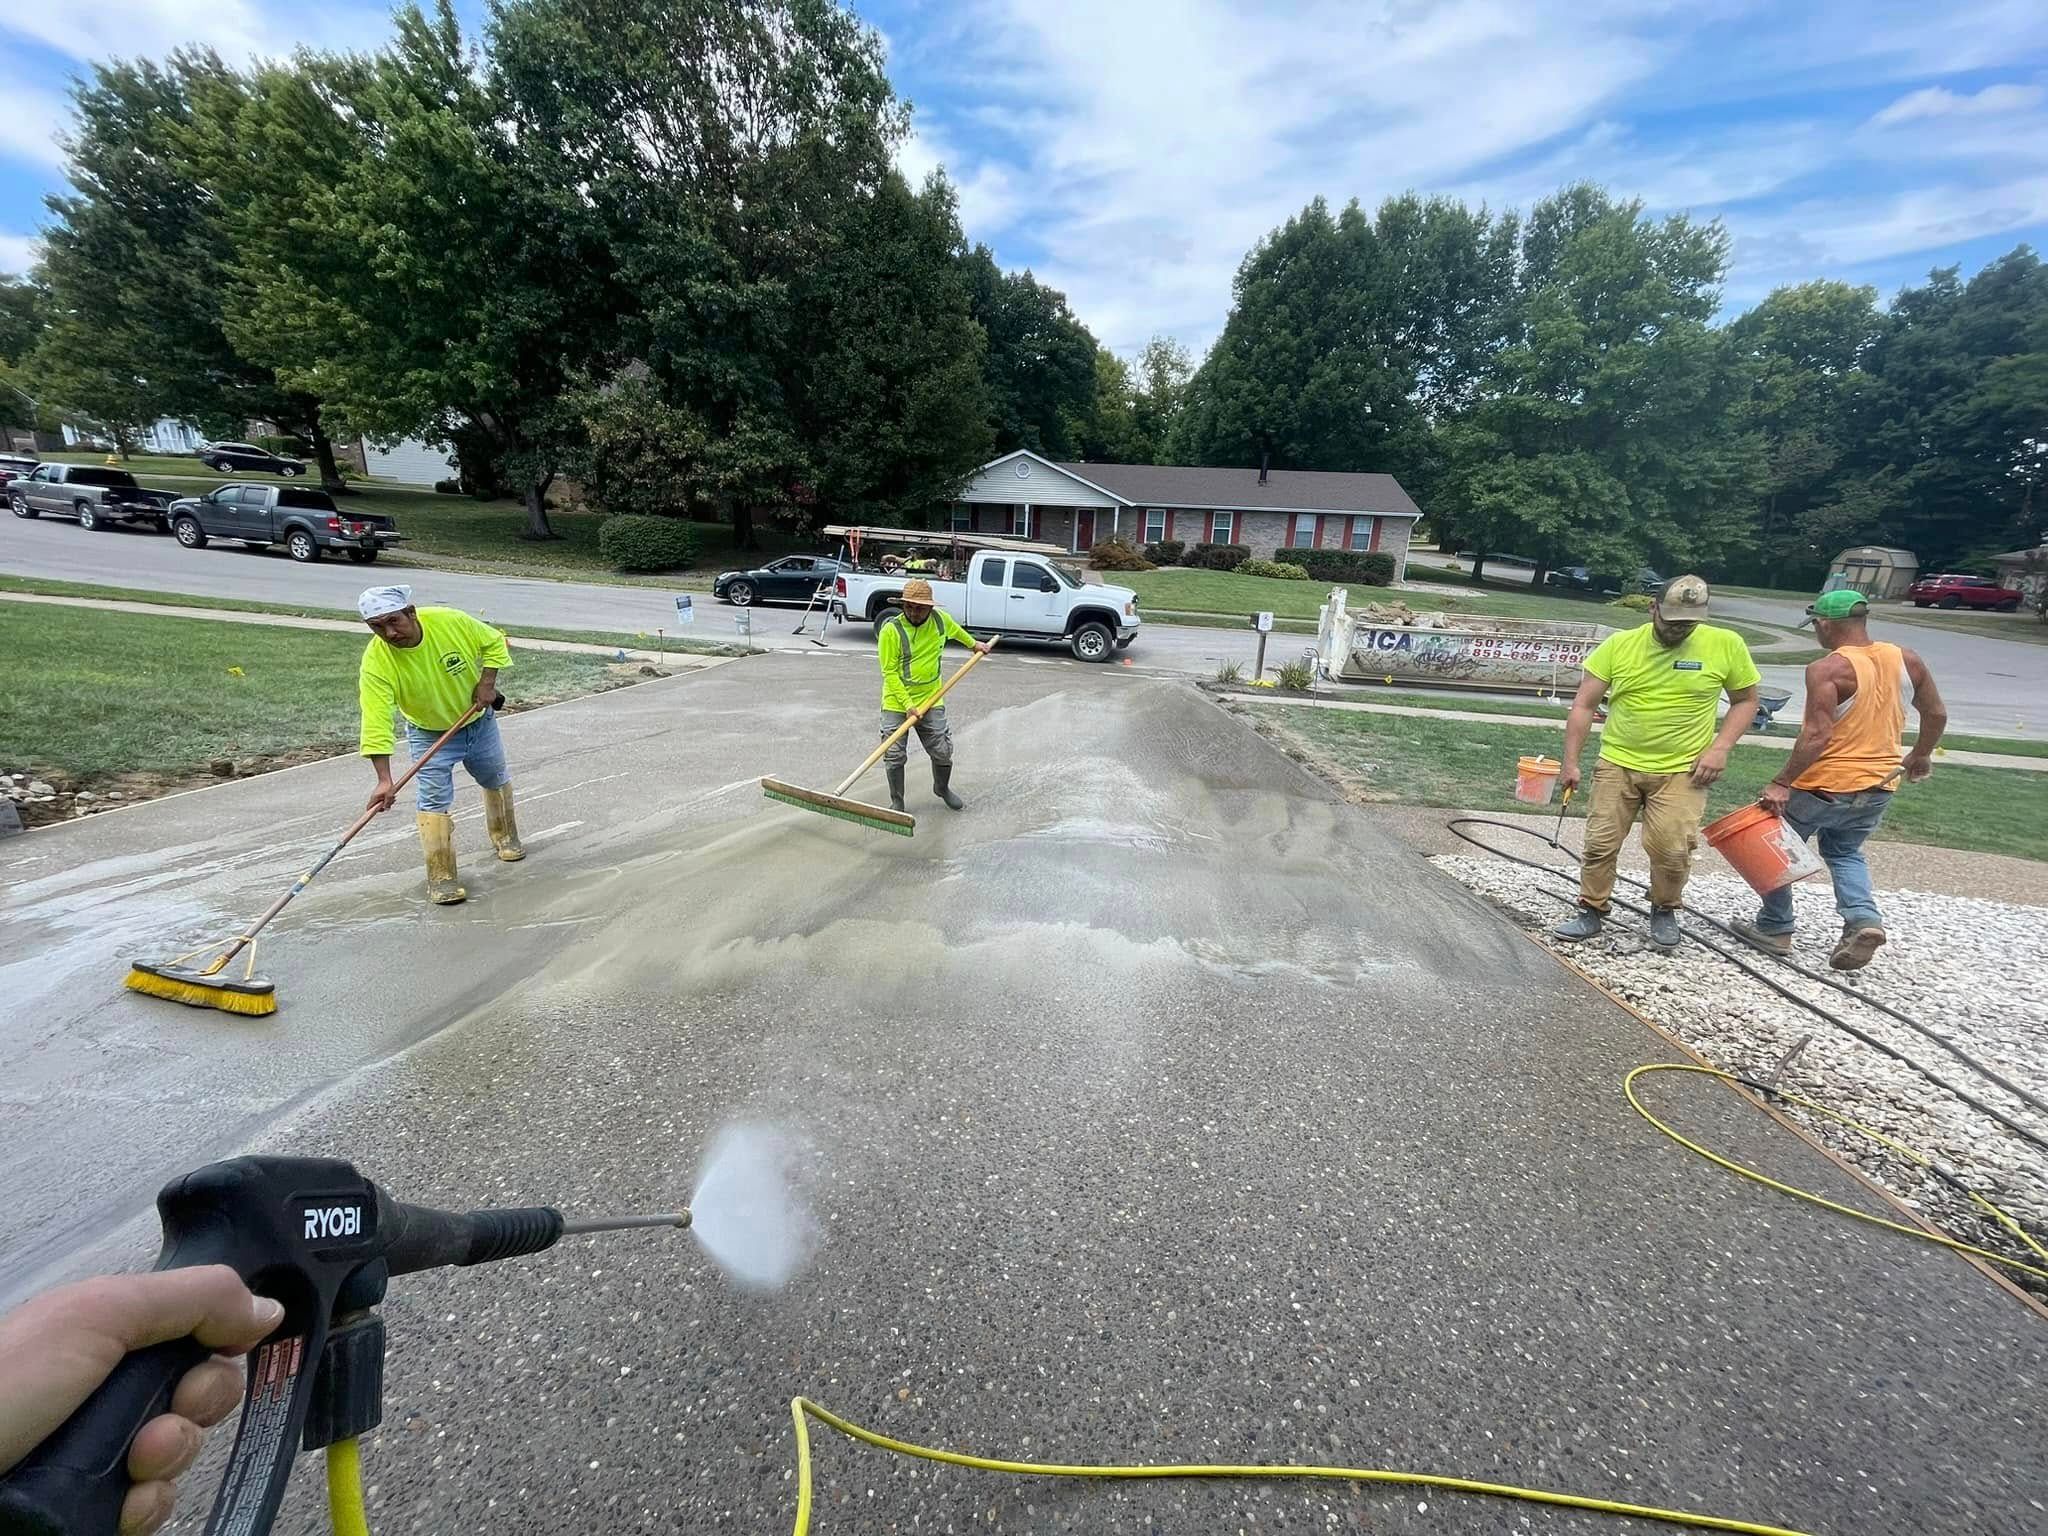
top-left (0, 85), bottom-right (74, 172)
top-left (1, 1), bottom-right (268, 65)
top-left (1871, 82), bottom-right (2044, 127)
top-left (898, 124), bottom-right (1024, 236)
top-left (0, 232), bottom-right (43, 276)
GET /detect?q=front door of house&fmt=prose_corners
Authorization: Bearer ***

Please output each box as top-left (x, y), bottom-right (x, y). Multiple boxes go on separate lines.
top-left (1075, 508), bottom-right (1096, 552)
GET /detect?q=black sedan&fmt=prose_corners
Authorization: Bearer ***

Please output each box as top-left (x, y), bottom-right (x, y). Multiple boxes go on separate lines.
top-left (200, 441), bottom-right (306, 476)
top-left (712, 554), bottom-right (849, 607)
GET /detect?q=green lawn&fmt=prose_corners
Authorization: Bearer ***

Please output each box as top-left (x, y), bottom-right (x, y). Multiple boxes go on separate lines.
top-left (1128, 567), bottom-right (1801, 652)
top-left (1257, 706), bottom-right (2047, 861)
top-left (0, 604), bottom-right (632, 786)
top-left (1884, 607), bottom-right (2048, 646)
top-left (0, 578), bottom-right (738, 655)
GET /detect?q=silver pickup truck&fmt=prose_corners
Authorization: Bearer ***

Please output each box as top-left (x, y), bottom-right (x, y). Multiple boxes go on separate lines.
top-left (8, 464), bottom-right (179, 532)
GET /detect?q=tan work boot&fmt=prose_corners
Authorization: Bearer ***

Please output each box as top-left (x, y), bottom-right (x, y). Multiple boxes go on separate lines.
top-left (1830, 923), bottom-right (1886, 971)
top-left (481, 784), bottom-right (525, 862)
top-left (416, 812), bottom-right (467, 904)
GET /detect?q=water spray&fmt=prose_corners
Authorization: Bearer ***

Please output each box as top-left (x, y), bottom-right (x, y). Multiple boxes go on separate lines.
top-left (0, 1156), bottom-right (702, 1536)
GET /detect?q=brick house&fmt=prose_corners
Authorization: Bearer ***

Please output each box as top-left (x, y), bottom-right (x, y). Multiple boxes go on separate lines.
top-left (946, 451), bottom-right (1422, 579)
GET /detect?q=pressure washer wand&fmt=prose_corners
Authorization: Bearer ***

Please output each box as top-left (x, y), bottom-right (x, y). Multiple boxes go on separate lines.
top-left (0, 1157), bottom-right (693, 1536)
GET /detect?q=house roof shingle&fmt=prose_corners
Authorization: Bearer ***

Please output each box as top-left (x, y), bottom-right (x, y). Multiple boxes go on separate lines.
top-left (1048, 461), bottom-right (1421, 518)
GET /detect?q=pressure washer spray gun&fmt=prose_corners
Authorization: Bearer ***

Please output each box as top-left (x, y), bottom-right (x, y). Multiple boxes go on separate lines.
top-left (0, 1156), bottom-right (690, 1536)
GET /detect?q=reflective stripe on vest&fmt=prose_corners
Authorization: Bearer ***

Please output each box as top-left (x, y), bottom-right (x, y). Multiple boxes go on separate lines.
top-left (888, 615), bottom-right (915, 686)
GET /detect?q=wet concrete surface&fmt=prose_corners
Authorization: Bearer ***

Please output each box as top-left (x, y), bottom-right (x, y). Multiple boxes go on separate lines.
top-left (2, 654), bottom-right (2044, 1534)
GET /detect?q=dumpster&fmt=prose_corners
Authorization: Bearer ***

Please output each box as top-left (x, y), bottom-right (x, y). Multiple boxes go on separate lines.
top-left (1315, 588), bottom-right (1613, 695)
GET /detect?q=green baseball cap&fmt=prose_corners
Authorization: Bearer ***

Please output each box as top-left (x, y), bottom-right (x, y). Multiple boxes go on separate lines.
top-left (1798, 588), bottom-right (1870, 628)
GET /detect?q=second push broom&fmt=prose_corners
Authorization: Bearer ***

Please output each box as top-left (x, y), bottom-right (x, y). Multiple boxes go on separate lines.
top-left (760, 637), bottom-right (998, 836)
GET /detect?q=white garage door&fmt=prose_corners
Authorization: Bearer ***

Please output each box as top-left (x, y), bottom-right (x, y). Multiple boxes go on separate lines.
top-left (365, 438), bottom-right (456, 486)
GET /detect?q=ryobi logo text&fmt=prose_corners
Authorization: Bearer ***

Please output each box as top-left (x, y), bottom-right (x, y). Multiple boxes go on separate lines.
top-left (304, 1204), bottom-right (364, 1241)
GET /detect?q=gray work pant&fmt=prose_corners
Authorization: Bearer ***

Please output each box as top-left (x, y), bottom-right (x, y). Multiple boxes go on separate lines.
top-left (880, 705), bottom-right (953, 768)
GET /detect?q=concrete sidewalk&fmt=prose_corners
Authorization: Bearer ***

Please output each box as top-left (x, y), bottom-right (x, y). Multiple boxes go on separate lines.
top-left (2, 659), bottom-right (2041, 1534)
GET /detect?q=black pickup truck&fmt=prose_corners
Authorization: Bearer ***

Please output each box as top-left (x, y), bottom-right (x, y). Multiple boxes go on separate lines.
top-left (168, 484), bottom-right (405, 563)
top-left (9, 464), bottom-right (179, 531)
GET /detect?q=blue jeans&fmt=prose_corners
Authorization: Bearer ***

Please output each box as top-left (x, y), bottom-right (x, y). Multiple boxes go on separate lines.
top-left (1754, 787), bottom-right (1891, 934)
top-left (406, 710), bottom-right (510, 813)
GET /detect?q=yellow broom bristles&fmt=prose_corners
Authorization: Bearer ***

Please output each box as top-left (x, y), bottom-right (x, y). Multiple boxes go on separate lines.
top-left (124, 968), bottom-right (278, 1016)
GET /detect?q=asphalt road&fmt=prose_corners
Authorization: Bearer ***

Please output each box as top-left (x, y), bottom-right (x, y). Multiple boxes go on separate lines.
top-left (2, 657), bottom-right (2042, 1535)
top-left (0, 514), bottom-right (1277, 680)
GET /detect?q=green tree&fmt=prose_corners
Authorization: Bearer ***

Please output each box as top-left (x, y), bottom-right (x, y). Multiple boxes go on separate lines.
top-left (1131, 335), bottom-right (1192, 462)
top-left (961, 246), bottom-right (1098, 459)
top-left (1072, 348), bottom-right (1147, 463)
top-left (1438, 185), bottom-right (1760, 586)
top-left (0, 276), bottom-right (49, 433)
top-left (1722, 280), bottom-right (1885, 584)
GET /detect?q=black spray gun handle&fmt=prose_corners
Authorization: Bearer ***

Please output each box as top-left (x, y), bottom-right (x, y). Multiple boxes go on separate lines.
top-left (0, 1157), bottom-right (566, 1536)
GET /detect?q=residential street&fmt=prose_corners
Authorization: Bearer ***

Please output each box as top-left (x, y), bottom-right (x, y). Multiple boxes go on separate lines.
top-left (2, 657), bottom-right (2041, 1534)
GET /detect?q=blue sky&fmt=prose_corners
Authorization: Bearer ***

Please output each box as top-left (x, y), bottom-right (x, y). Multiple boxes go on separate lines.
top-left (5, 1), bottom-right (2047, 357)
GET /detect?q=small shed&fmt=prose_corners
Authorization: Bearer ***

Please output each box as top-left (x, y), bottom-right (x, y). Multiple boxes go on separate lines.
top-left (1825, 546), bottom-right (1918, 599)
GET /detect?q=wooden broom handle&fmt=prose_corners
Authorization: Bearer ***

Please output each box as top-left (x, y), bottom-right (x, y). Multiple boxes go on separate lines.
top-left (213, 709), bottom-right (482, 964)
top-left (833, 637), bottom-right (999, 796)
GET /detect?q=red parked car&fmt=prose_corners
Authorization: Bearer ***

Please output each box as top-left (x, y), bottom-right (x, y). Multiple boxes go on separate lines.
top-left (1905, 574), bottom-right (2024, 611)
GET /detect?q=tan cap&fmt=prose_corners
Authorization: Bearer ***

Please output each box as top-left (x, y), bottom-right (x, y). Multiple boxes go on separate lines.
top-left (901, 578), bottom-right (935, 604)
top-left (1657, 574), bottom-right (1711, 619)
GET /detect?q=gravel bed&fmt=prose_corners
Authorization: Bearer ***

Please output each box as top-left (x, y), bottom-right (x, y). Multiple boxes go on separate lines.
top-left (1435, 850), bottom-right (2048, 1294)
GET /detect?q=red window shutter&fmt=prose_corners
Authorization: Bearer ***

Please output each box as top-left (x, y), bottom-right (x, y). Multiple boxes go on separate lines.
top-left (1368, 517), bottom-right (1382, 551)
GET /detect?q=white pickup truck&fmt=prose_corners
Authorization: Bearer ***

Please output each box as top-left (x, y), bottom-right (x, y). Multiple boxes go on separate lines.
top-left (835, 550), bottom-right (1141, 662)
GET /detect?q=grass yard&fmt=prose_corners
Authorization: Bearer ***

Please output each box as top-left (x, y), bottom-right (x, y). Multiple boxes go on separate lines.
top-left (1254, 705), bottom-right (2047, 861)
top-left (0, 578), bottom-right (738, 656)
top-left (1884, 607), bottom-right (2048, 647)
top-left (1128, 567), bottom-right (1802, 652)
top-left (0, 604), bottom-right (628, 787)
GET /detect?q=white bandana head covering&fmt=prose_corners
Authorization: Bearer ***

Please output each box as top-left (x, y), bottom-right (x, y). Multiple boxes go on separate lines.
top-left (357, 585), bottom-right (414, 621)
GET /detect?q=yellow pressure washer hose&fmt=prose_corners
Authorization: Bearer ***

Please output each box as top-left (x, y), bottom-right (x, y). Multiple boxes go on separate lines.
top-left (320, 1066), bottom-right (2047, 1536)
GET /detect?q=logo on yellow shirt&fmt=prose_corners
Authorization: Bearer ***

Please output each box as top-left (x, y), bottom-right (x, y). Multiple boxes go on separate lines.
top-left (440, 652), bottom-right (467, 676)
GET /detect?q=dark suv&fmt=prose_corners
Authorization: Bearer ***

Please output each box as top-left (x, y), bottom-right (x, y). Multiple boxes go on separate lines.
top-left (200, 441), bottom-right (306, 476)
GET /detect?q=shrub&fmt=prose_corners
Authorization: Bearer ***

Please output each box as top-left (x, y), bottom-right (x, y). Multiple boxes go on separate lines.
top-left (1294, 549), bottom-right (1396, 585)
top-left (1145, 538), bottom-right (1185, 564)
top-left (1185, 542), bottom-right (1251, 571)
top-left (1276, 659), bottom-right (1315, 691)
top-left (1238, 558), bottom-right (1310, 581)
top-left (1088, 537), bottom-right (1155, 572)
top-left (599, 515), bottom-right (701, 572)
top-left (1609, 592), bottom-right (1652, 612)
top-left (1213, 659), bottom-right (1244, 684)
top-left (433, 479), bottom-right (463, 496)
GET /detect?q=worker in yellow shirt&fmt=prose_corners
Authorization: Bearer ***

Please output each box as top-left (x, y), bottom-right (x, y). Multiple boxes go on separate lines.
top-left (356, 585), bottom-right (523, 905)
top-left (1555, 575), bottom-right (1760, 949)
top-left (878, 578), bottom-right (989, 813)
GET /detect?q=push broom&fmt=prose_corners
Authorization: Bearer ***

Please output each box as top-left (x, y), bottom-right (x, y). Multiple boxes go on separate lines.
top-left (124, 711), bottom-right (480, 1016)
top-left (760, 637), bottom-right (998, 837)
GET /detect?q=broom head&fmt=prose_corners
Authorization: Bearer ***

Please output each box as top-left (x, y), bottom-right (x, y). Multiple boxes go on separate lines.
top-left (760, 777), bottom-right (915, 837)
top-left (125, 960), bottom-right (278, 1016)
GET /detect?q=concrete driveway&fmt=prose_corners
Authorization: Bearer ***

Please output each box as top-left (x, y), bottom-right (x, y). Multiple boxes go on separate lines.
top-left (2, 655), bottom-right (2041, 1535)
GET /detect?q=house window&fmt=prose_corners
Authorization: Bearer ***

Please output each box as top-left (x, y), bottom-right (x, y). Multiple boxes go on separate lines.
top-left (1348, 516), bottom-right (1375, 551)
top-left (1290, 513), bottom-right (1317, 548)
top-left (950, 505), bottom-right (972, 532)
top-left (1210, 510), bottom-right (1234, 543)
top-left (1011, 505), bottom-right (1032, 538)
top-left (1144, 509), bottom-right (1166, 543)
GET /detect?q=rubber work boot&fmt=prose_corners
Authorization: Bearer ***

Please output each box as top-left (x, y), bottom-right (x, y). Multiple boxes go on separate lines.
top-left (482, 784), bottom-right (525, 862)
top-left (1730, 917), bottom-right (1792, 957)
top-left (1552, 908), bottom-right (1603, 941)
top-left (1648, 906), bottom-right (1684, 950)
top-left (1830, 922), bottom-right (1886, 972)
top-left (886, 763), bottom-right (907, 813)
top-left (416, 812), bottom-right (467, 905)
top-left (933, 763), bottom-right (965, 811)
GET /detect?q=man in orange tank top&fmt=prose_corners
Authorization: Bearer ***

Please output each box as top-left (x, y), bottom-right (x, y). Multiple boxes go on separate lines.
top-left (1731, 590), bottom-right (1947, 971)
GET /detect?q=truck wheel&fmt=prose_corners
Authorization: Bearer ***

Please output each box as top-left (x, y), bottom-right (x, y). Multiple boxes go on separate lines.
top-left (286, 529), bottom-right (321, 562)
top-left (9, 493), bottom-right (32, 519)
top-left (347, 548), bottom-right (378, 564)
top-left (174, 516), bottom-right (208, 549)
top-left (210, 458), bottom-right (233, 472)
top-left (1997, 599), bottom-right (2020, 612)
top-left (1937, 596), bottom-right (1960, 609)
top-left (1070, 621), bottom-right (1114, 662)
top-left (76, 502), bottom-right (102, 531)
top-left (726, 579), bottom-right (756, 607)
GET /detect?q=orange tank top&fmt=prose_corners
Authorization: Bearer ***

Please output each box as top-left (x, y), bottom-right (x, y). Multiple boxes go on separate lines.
top-left (1793, 641), bottom-right (1906, 793)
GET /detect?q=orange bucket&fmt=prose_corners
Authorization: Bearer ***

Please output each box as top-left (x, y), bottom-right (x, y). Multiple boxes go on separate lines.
top-left (1513, 755), bottom-right (1561, 805)
top-left (1704, 803), bottom-right (1826, 896)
